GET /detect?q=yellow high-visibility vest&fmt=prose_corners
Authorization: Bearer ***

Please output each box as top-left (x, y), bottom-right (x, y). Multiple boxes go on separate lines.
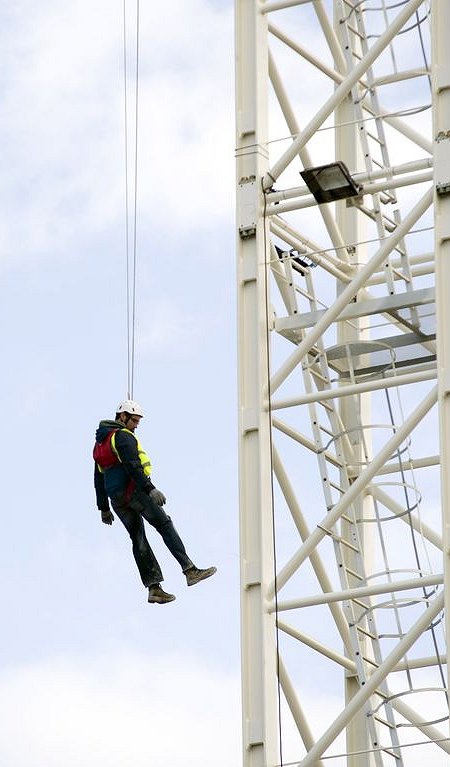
top-left (111, 428), bottom-right (152, 477)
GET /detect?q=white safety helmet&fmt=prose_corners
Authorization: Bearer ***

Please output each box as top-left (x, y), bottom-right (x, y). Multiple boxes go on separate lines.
top-left (116, 399), bottom-right (144, 417)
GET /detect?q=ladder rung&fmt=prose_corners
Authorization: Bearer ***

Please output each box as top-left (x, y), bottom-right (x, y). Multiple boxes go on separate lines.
top-left (380, 747), bottom-right (402, 759)
top-left (317, 524), bottom-right (335, 537)
top-left (382, 213), bottom-right (396, 226)
top-left (366, 131), bottom-right (384, 146)
top-left (324, 453), bottom-right (345, 469)
top-left (344, 566), bottom-right (364, 581)
top-left (361, 655), bottom-right (379, 668)
top-left (339, 538), bottom-right (360, 553)
top-left (351, 596), bottom-right (368, 608)
top-left (392, 268), bottom-right (411, 283)
top-left (347, 24), bottom-right (364, 40)
top-left (382, 218), bottom-right (396, 233)
top-left (373, 715), bottom-right (396, 731)
top-left (317, 398), bottom-right (334, 412)
top-left (356, 625), bottom-right (377, 639)
top-left (310, 368), bottom-right (329, 383)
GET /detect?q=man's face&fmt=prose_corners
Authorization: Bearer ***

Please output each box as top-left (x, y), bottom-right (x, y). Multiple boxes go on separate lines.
top-left (120, 413), bottom-right (142, 432)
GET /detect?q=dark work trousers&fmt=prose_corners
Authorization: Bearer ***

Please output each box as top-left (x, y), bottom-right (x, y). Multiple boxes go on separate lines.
top-left (111, 488), bottom-right (194, 587)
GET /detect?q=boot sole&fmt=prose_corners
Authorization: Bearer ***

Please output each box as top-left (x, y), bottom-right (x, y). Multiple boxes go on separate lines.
top-left (148, 596), bottom-right (176, 604)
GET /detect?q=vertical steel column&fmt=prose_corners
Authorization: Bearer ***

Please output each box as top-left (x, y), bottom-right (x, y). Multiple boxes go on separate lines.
top-left (235, 2), bottom-right (279, 766)
top-left (333, 35), bottom-right (373, 767)
top-left (433, 0), bottom-right (450, 717)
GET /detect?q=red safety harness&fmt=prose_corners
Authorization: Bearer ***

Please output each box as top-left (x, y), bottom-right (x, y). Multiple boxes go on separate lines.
top-left (93, 429), bottom-right (120, 469)
top-left (93, 429), bottom-right (136, 500)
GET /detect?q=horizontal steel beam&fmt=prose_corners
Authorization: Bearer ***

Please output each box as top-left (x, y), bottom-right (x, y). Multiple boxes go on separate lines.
top-left (271, 368), bottom-right (436, 409)
top-left (260, 0), bottom-right (313, 13)
top-left (271, 574), bottom-right (443, 612)
top-left (266, 171), bottom-right (433, 216)
top-left (266, 158), bottom-right (433, 204)
top-left (372, 455), bottom-right (440, 476)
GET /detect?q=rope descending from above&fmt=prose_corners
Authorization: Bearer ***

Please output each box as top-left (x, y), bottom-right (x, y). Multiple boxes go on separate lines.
top-left (123, 0), bottom-right (140, 400)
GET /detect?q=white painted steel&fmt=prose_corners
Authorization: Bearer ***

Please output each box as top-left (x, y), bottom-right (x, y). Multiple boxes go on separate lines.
top-left (268, 50), bottom-right (347, 253)
top-left (368, 485), bottom-right (443, 552)
top-left (266, 172), bottom-right (434, 217)
top-left (433, 0), bottom-right (450, 735)
top-left (267, 159), bottom-right (434, 204)
top-left (271, 369), bottom-right (437, 409)
top-left (297, 592), bottom-right (445, 767)
top-left (236, 1), bottom-right (449, 765)
top-left (268, 19), bottom-right (433, 156)
top-left (235, 3), bottom-right (279, 766)
top-left (262, 0), bottom-right (425, 189)
top-left (278, 656), bottom-right (326, 767)
top-left (261, 0), bottom-right (315, 13)
top-left (270, 386), bottom-right (438, 594)
top-left (273, 574), bottom-right (444, 612)
top-left (270, 188), bottom-right (433, 394)
top-left (373, 455), bottom-right (440, 477)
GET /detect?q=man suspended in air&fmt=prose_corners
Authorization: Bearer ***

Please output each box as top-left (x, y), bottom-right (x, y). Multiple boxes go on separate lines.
top-left (93, 400), bottom-right (216, 604)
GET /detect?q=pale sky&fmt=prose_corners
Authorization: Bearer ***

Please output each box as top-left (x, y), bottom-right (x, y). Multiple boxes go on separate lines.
top-left (1, 2), bottom-right (240, 764)
top-left (2, 2), bottom-right (447, 766)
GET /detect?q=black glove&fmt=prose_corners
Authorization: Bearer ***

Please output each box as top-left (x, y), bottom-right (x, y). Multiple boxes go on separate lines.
top-left (101, 508), bottom-right (114, 525)
top-left (149, 488), bottom-right (166, 506)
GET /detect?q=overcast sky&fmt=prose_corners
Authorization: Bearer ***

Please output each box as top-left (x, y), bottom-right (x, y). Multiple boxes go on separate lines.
top-left (2, 2), bottom-right (447, 766)
top-left (1, 2), bottom-right (240, 765)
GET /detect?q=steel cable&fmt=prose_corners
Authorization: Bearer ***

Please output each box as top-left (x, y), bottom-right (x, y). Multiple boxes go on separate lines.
top-left (123, 0), bottom-right (140, 399)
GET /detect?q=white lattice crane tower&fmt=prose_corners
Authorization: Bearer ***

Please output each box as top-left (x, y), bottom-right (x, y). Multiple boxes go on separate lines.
top-left (235, 1), bottom-right (449, 766)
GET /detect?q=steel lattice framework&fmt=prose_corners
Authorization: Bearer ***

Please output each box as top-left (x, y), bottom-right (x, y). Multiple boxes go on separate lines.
top-left (235, 1), bottom-right (449, 766)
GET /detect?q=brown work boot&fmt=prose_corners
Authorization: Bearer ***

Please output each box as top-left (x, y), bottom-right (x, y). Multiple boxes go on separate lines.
top-left (185, 566), bottom-right (217, 587)
top-left (148, 584), bottom-right (176, 604)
